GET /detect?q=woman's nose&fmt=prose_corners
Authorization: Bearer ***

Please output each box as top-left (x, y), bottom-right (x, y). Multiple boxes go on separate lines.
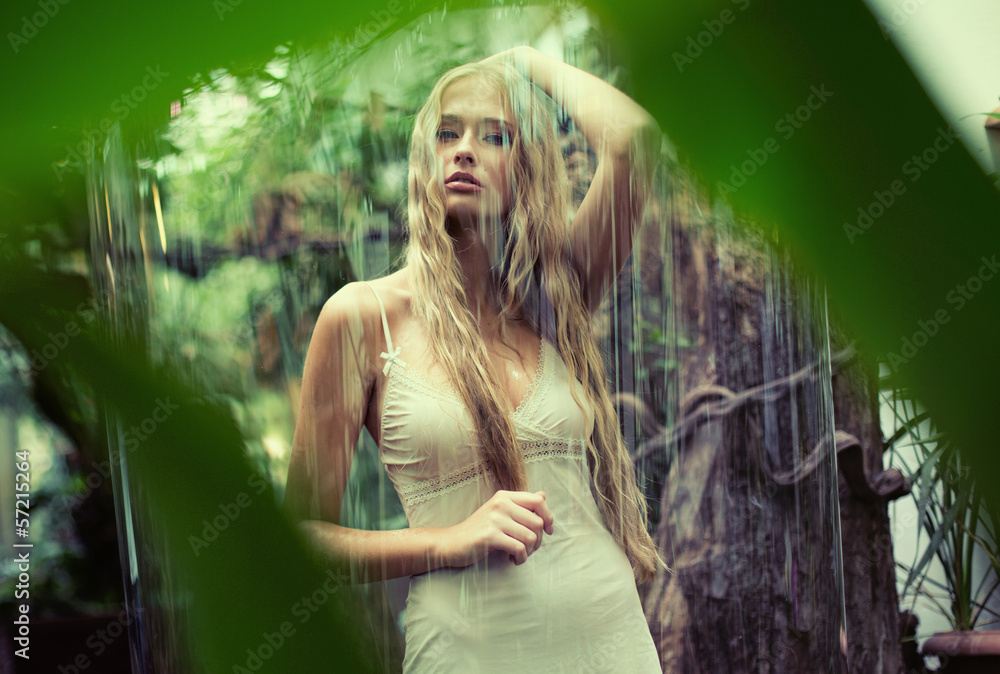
top-left (453, 133), bottom-right (476, 164)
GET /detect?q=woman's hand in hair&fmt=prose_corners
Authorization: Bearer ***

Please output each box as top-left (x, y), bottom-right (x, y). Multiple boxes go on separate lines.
top-left (438, 490), bottom-right (554, 568)
top-left (478, 45), bottom-right (533, 70)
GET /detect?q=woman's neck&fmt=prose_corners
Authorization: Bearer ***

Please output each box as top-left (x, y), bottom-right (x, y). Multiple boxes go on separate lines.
top-left (448, 217), bottom-right (502, 328)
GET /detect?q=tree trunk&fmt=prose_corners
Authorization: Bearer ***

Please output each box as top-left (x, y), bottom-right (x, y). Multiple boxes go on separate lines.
top-left (829, 322), bottom-right (908, 674)
top-left (616, 172), bottom-right (906, 673)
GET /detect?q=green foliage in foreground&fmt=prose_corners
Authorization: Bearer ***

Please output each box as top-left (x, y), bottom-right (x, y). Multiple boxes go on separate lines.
top-left (0, 258), bottom-right (380, 672)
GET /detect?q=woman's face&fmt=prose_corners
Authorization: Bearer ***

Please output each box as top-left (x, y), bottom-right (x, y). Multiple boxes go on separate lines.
top-left (435, 75), bottom-right (515, 232)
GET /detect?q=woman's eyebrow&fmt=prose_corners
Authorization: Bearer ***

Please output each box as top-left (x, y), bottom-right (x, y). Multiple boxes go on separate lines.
top-left (484, 117), bottom-right (514, 133)
top-left (440, 114), bottom-right (513, 133)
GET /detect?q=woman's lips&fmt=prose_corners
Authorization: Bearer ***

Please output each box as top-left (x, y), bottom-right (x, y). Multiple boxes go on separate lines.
top-left (445, 181), bottom-right (483, 192)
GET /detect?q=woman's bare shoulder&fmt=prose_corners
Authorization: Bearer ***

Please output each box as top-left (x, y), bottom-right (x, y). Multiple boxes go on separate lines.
top-left (359, 267), bottom-right (413, 316)
top-left (315, 268), bottom-right (412, 334)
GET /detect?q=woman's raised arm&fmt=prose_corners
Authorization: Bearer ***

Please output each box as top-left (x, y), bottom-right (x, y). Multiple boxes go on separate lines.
top-left (489, 46), bottom-right (662, 311)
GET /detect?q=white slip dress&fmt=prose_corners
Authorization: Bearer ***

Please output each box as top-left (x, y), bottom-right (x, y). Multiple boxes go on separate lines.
top-left (363, 282), bottom-right (662, 674)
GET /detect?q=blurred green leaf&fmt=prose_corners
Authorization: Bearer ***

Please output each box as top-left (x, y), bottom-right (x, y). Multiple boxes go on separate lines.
top-left (0, 258), bottom-right (379, 671)
top-left (583, 0), bottom-right (1000, 489)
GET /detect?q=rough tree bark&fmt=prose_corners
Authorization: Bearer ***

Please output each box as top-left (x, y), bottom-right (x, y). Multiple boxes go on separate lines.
top-left (618, 173), bottom-right (907, 673)
top-left (829, 322), bottom-right (909, 674)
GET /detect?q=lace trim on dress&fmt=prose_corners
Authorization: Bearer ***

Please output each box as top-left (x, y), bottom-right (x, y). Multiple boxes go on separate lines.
top-left (400, 461), bottom-right (488, 507)
top-left (399, 437), bottom-right (586, 508)
top-left (511, 339), bottom-right (547, 422)
top-left (521, 438), bottom-right (587, 463)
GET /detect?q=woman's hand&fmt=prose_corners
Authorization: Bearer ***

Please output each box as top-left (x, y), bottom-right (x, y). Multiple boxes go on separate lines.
top-left (479, 46), bottom-right (534, 71)
top-left (439, 490), bottom-right (555, 568)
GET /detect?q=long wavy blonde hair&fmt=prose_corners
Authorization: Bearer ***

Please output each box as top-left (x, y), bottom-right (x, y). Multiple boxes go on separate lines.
top-left (403, 59), bottom-right (665, 582)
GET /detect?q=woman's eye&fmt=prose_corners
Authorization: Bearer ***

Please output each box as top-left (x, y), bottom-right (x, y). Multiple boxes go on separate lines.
top-left (436, 128), bottom-right (508, 145)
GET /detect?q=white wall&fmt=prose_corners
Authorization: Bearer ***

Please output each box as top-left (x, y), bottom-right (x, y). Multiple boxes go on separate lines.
top-left (865, 0), bottom-right (1000, 175)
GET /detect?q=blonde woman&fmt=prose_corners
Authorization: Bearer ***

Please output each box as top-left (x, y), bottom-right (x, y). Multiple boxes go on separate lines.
top-left (284, 45), bottom-right (665, 672)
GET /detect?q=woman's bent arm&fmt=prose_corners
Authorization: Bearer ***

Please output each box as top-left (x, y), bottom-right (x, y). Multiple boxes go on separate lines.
top-left (300, 485), bottom-right (554, 581)
top-left (284, 283), bottom-right (373, 527)
top-left (297, 521), bottom-right (451, 582)
top-left (283, 283), bottom-right (555, 582)
top-left (283, 283), bottom-right (446, 582)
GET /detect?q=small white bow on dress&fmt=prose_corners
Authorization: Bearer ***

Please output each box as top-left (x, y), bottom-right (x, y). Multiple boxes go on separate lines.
top-left (380, 345), bottom-right (408, 376)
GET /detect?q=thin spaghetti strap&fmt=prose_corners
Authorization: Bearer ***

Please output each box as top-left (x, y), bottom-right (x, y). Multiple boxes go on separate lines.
top-left (362, 281), bottom-right (407, 376)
